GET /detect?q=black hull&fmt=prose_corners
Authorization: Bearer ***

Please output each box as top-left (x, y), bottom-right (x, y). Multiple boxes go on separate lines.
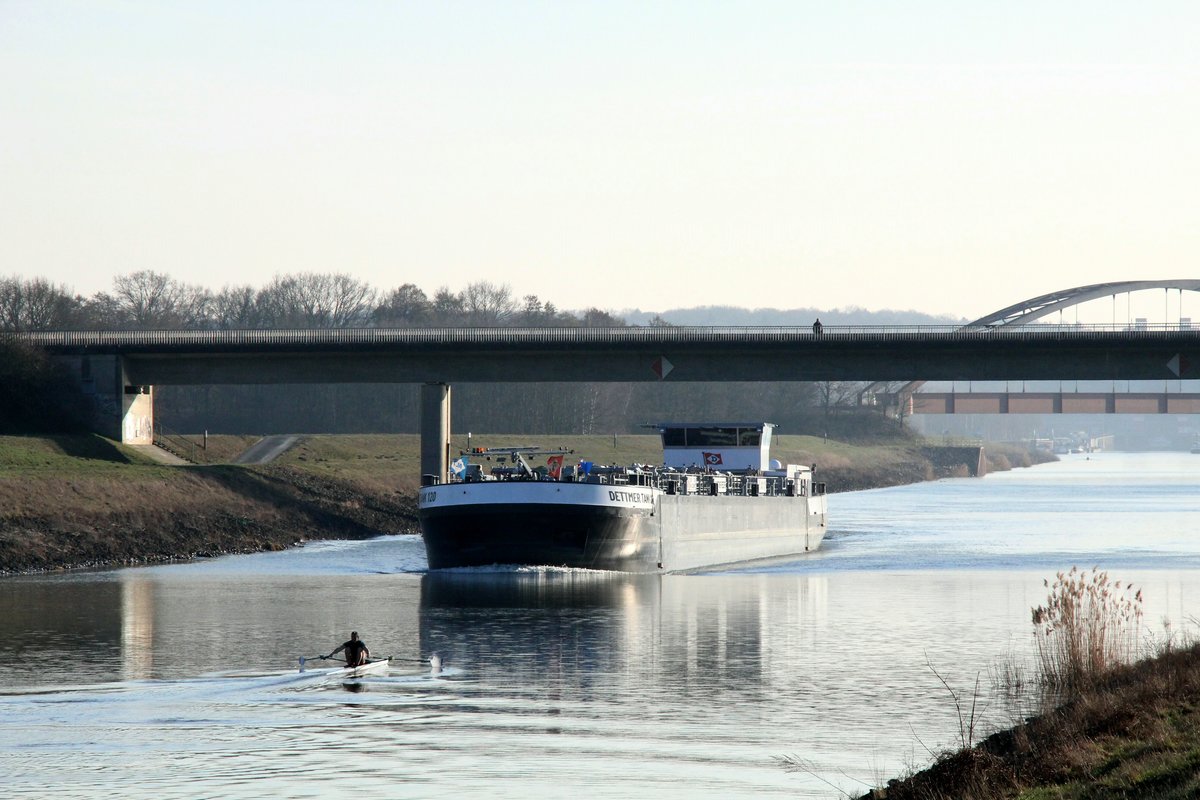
top-left (420, 503), bottom-right (659, 571)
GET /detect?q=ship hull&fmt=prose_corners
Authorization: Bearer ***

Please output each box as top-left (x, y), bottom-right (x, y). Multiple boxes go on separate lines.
top-left (418, 481), bottom-right (826, 572)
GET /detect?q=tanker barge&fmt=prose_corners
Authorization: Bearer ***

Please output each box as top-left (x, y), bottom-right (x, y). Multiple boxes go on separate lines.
top-left (418, 422), bottom-right (827, 572)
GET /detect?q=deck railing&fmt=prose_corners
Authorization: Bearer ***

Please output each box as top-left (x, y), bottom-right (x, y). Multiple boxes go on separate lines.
top-left (4, 322), bottom-right (1200, 351)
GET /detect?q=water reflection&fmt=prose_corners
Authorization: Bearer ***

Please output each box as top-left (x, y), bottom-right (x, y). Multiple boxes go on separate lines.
top-left (418, 570), bottom-right (829, 698)
top-left (120, 576), bottom-right (155, 680)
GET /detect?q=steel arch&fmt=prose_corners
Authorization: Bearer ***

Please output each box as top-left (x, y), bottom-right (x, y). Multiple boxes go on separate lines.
top-left (966, 279), bottom-right (1200, 328)
top-left (862, 279), bottom-right (1200, 409)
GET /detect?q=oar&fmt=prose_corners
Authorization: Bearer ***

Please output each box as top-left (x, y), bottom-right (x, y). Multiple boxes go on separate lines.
top-left (298, 655), bottom-right (346, 671)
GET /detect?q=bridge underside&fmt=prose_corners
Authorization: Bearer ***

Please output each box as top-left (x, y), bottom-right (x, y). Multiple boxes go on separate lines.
top-left (914, 392), bottom-right (1200, 414)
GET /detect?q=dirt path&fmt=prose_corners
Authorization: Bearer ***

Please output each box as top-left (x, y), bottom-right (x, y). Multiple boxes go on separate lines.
top-left (232, 435), bottom-right (302, 464)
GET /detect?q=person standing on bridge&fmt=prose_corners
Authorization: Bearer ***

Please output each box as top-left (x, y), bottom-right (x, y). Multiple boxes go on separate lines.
top-left (813, 318), bottom-right (823, 335)
top-left (327, 631), bottom-right (370, 666)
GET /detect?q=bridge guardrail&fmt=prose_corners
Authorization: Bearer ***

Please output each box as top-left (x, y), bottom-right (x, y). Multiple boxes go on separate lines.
top-left (5, 322), bottom-right (1200, 350)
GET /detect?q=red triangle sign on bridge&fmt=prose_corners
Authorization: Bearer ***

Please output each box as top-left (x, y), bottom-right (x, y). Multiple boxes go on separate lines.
top-left (1167, 353), bottom-right (1191, 378)
top-left (651, 356), bottom-right (674, 380)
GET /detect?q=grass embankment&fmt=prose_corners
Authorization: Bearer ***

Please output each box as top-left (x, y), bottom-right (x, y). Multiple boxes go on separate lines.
top-left (858, 569), bottom-right (1200, 799)
top-left (0, 432), bottom-right (1048, 574)
top-left (0, 435), bottom-right (418, 574)
top-left (273, 433), bottom-right (1050, 494)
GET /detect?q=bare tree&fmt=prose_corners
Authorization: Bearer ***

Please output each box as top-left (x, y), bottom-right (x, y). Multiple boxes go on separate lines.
top-left (460, 281), bottom-right (516, 326)
top-left (0, 276), bottom-right (81, 330)
top-left (258, 273), bottom-right (377, 328)
top-left (212, 285), bottom-right (270, 329)
top-left (816, 381), bottom-right (865, 421)
top-left (110, 270), bottom-right (211, 329)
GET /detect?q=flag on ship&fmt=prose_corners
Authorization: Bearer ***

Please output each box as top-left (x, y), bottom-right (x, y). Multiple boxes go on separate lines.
top-left (450, 457), bottom-right (468, 477)
top-left (702, 452), bottom-right (723, 466)
top-left (546, 455), bottom-right (564, 479)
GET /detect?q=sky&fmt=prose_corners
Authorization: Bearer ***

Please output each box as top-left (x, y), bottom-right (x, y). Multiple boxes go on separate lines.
top-left (2, 1), bottom-right (1199, 320)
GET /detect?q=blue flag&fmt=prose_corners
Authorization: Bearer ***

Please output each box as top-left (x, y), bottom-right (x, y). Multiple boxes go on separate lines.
top-left (579, 461), bottom-right (593, 476)
top-left (450, 457), bottom-right (468, 478)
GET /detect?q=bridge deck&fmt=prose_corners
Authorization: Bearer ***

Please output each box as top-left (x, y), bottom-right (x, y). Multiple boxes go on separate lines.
top-left (8, 325), bottom-right (1200, 384)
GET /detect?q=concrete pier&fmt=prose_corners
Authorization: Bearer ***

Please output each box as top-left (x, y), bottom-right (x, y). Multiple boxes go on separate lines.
top-left (420, 383), bottom-right (451, 485)
top-left (118, 358), bottom-right (154, 445)
top-left (64, 355), bottom-right (154, 444)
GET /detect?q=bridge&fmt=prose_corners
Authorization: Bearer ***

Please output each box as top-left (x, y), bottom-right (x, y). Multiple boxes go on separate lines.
top-left (912, 389), bottom-right (1200, 415)
top-left (10, 320), bottom-right (1200, 480)
top-left (865, 279), bottom-right (1200, 417)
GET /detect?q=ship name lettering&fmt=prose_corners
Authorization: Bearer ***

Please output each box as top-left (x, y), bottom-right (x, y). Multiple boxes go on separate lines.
top-left (608, 490), bottom-right (650, 504)
top-left (419, 490), bottom-right (437, 503)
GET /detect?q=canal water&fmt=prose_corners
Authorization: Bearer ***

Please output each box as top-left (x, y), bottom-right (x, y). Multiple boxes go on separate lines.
top-left (2, 453), bottom-right (1199, 798)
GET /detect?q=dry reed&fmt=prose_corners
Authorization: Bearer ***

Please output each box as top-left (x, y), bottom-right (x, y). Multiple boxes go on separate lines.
top-left (1030, 566), bottom-right (1143, 693)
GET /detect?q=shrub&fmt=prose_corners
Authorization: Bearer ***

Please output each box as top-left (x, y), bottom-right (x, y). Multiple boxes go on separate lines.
top-left (987, 453), bottom-right (1012, 472)
top-left (1031, 566), bottom-right (1143, 693)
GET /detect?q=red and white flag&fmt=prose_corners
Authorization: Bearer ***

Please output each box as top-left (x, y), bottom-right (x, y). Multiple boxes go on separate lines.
top-left (702, 452), bottom-right (723, 466)
top-left (546, 455), bottom-right (564, 479)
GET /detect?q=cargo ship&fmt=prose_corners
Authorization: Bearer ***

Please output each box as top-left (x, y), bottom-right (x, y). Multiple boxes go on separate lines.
top-left (418, 422), bottom-right (827, 572)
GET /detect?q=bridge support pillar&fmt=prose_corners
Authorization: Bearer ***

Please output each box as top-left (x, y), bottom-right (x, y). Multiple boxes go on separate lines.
top-left (420, 383), bottom-right (452, 485)
top-left (63, 355), bottom-right (154, 444)
top-left (112, 357), bottom-right (154, 444)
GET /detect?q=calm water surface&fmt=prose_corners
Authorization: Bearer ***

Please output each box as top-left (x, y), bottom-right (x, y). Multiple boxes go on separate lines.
top-left (2, 452), bottom-right (1200, 798)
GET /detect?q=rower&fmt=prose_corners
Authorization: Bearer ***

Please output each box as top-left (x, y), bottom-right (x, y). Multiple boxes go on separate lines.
top-left (328, 631), bottom-right (369, 666)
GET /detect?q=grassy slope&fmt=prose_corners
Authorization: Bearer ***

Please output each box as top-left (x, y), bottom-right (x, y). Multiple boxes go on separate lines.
top-left (0, 435), bottom-right (418, 573)
top-left (271, 432), bottom-right (982, 494)
top-left (860, 644), bottom-right (1200, 799)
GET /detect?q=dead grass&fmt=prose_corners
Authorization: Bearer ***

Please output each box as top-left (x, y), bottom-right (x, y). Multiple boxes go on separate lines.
top-left (0, 435), bottom-right (419, 573)
top-left (862, 575), bottom-right (1200, 800)
top-left (861, 642), bottom-right (1200, 799)
top-left (1032, 567), bottom-right (1144, 693)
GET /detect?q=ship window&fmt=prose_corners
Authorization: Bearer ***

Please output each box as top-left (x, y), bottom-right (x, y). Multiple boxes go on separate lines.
top-left (689, 427), bottom-right (738, 447)
top-left (662, 428), bottom-right (687, 447)
top-left (738, 429), bottom-right (761, 446)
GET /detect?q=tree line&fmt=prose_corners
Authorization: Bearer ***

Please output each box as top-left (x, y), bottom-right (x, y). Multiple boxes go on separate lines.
top-left (0, 271), bottom-right (626, 331)
top-left (1, 271), bottom-right (887, 438)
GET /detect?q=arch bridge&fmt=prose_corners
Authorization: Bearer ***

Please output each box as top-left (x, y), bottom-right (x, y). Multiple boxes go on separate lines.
top-left (862, 279), bottom-right (1200, 416)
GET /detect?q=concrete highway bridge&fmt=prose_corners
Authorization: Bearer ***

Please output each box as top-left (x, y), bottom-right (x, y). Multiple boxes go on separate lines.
top-left (11, 315), bottom-right (1200, 480)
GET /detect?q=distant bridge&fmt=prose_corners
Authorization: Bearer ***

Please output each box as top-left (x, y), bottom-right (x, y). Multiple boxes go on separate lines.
top-left (864, 279), bottom-right (1200, 415)
top-left (913, 391), bottom-right (1200, 415)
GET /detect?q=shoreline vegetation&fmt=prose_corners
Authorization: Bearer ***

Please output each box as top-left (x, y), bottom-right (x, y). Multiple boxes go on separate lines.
top-left (0, 432), bottom-right (1053, 575)
top-left (853, 569), bottom-right (1200, 800)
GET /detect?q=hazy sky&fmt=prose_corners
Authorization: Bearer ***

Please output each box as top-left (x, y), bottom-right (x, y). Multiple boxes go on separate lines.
top-left (3, 1), bottom-right (1198, 320)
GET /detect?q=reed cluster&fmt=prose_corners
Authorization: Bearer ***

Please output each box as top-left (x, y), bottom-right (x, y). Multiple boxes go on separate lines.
top-left (1030, 566), bottom-right (1143, 692)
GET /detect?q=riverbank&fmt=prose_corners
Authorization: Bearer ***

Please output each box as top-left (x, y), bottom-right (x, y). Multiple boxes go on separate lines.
top-left (0, 432), bottom-right (1053, 574)
top-left (857, 641), bottom-right (1200, 799)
